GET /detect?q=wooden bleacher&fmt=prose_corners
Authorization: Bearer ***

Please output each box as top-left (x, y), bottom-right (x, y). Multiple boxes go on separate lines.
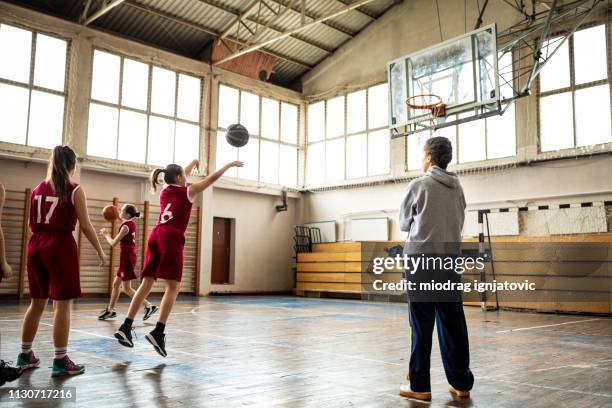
top-left (295, 238), bottom-right (612, 314)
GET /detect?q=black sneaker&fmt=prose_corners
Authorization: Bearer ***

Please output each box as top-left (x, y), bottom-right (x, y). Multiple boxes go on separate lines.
top-left (145, 330), bottom-right (167, 357)
top-left (98, 308), bottom-right (116, 320)
top-left (143, 305), bottom-right (158, 321)
top-left (0, 360), bottom-right (22, 386)
top-left (114, 324), bottom-right (135, 348)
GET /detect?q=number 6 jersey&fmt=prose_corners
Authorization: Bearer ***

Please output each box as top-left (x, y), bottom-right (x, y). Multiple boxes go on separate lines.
top-left (30, 181), bottom-right (80, 233)
top-left (156, 184), bottom-right (193, 233)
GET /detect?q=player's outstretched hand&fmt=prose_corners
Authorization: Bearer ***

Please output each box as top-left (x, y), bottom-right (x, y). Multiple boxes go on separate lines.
top-left (230, 160), bottom-right (244, 168)
top-left (1, 262), bottom-right (12, 279)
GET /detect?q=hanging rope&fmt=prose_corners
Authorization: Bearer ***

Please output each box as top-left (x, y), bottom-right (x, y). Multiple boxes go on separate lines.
top-left (434, 0), bottom-right (443, 41)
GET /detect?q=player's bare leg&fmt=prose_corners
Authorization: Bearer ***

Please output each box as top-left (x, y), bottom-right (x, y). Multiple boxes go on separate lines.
top-left (145, 279), bottom-right (180, 357)
top-left (16, 298), bottom-right (46, 371)
top-left (51, 300), bottom-right (84, 377)
top-left (123, 281), bottom-right (155, 320)
top-left (99, 277), bottom-right (121, 320)
top-left (115, 277), bottom-right (155, 348)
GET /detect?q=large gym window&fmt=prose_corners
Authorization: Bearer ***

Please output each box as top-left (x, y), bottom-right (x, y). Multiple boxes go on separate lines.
top-left (87, 49), bottom-right (202, 166)
top-left (306, 83), bottom-right (390, 185)
top-left (538, 24), bottom-right (611, 152)
top-left (215, 84), bottom-right (299, 187)
top-left (0, 24), bottom-right (68, 149)
top-left (406, 51), bottom-right (517, 170)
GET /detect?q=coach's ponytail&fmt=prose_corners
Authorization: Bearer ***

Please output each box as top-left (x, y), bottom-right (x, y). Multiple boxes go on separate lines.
top-left (150, 164), bottom-right (183, 193)
top-left (47, 145), bottom-right (77, 201)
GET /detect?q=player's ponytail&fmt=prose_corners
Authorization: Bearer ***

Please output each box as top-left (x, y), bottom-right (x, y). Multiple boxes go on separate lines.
top-left (150, 164), bottom-right (183, 193)
top-left (47, 145), bottom-right (77, 201)
top-left (124, 204), bottom-right (140, 219)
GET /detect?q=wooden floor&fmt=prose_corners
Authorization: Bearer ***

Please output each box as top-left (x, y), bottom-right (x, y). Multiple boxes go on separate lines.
top-left (0, 296), bottom-right (610, 407)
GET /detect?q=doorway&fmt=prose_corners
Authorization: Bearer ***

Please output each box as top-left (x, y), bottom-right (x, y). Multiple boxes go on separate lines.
top-left (211, 217), bottom-right (232, 284)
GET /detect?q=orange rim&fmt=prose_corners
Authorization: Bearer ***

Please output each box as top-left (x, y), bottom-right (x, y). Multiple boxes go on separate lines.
top-left (406, 94), bottom-right (443, 110)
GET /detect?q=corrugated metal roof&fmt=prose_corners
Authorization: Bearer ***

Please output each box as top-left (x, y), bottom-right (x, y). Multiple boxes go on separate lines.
top-left (8, 0), bottom-right (399, 87)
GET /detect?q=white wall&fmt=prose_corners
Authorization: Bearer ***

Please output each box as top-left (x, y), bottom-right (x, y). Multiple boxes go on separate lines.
top-left (300, 0), bottom-right (612, 240)
top-left (199, 187), bottom-right (301, 294)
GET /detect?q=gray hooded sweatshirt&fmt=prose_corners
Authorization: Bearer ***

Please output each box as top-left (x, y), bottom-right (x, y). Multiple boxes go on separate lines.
top-left (399, 166), bottom-right (466, 255)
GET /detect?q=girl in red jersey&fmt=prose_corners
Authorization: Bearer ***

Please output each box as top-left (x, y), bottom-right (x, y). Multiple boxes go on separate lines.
top-left (98, 204), bottom-right (157, 321)
top-left (16, 146), bottom-right (107, 377)
top-left (115, 159), bottom-right (243, 357)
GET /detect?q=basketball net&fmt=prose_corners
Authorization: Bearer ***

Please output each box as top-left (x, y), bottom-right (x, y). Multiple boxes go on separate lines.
top-left (406, 94), bottom-right (446, 138)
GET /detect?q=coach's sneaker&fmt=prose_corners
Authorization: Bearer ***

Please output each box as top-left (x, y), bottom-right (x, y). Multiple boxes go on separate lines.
top-left (98, 308), bottom-right (117, 320)
top-left (52, 356), bottom-right (85, 377)
top-left (0, 360), bottom-right (22, 386)
top-left (143, 305), bottom-right (158, 321)
top-left (145, 330), bottom-right (167, 357)
top-left (114, 324), bottom-right (135, 348)
top-left (449, 386), bottom-right (470, 398)
top-left (399, 385), bottom-right (432, 402)
top-left (16, 350), bottom-right (40, 371)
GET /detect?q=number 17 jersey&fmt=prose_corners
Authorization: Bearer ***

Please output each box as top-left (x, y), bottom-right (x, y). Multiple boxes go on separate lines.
top-left (30, 181), bottom-right (79, 233)
top-left (156, 184), bottom-right (193, 233)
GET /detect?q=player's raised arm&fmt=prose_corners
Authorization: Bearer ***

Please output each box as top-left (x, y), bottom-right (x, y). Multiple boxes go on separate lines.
top-left (184, 159), bottom-right (199, 176)
top-left (187, 161), bottom-right (244, 201)
top-left (74, 187), bottom-right (107, 266)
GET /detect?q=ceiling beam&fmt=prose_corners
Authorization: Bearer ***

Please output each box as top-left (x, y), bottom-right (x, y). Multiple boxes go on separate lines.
top-left (213, 0), bottom-right (379, 65)
top-left (275, 0), bottom-right (355, 38)
top-left (194, 0), bottom-right (333, 55)
top-left (122, 1), bottom-right (313, 70)
top-left (219, 0), bottom-right (261, 39)
top-left (83, 0), bottom-right (126, 25)
top-left (333, 0), bottom-right (377, 20)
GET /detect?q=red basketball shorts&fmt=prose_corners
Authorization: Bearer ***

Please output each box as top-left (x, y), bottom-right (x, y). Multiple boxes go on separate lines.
top-left (141, 226), bottom-right (185, 282)
top-left (117, 249), bottom-right (137, 281)
top-left (27, 232), bottom-right (81, 300)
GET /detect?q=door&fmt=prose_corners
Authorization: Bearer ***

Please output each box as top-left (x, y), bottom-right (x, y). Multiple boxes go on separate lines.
top-left (211, 217), bottom-right (231, 284)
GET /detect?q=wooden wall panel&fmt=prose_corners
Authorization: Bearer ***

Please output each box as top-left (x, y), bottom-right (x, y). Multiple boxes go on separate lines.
top-left (0, 190), bottom-right (26, 296)
top-left (79, 197), bottom-right (114, 294)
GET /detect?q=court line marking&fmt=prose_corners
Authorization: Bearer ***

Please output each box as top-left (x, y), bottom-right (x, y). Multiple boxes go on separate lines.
top-left (496, 318), bottom-right (602, 333)
top-left (532, 364), bottom-right (612, 372)
top-left (481, 377), bottom-right (612, 398)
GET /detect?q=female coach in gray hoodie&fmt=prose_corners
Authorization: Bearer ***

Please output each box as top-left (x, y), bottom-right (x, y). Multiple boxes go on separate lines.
top-left (398, 136), bottom-right (474, 402)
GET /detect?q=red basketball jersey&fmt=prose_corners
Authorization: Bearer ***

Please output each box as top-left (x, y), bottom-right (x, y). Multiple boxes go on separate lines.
top-left (119, 219), bottom-right (137, 252)
top-left (30, 181), bottom-right (79, 233)
top-left (156, 184), bottom-right (193, 233)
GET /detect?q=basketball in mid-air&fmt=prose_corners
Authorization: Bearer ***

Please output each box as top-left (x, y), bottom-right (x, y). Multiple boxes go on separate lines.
top-left (102, 205), bottom-right (120, 222)
top-left (226, 124), bottom-right (250, 148)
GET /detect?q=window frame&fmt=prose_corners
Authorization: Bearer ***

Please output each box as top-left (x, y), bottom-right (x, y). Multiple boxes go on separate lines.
top-left (536, 22), bottom-right (611, 155)
top-left (215, 82), bottom-right (300, 188)
top-left (87, 47), bottom-right (204, 166)
top-left (0, 22), bottom-right (70, 148)
top-left (306, 82), bottom-right (391, 186)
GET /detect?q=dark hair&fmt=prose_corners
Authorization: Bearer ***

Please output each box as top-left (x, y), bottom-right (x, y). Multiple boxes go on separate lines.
top-left (46, 146), bottom-right (77, 201)
top-left (150, 164), bottom-right (183, 192)
top-left (424, 136), bottom-right (453, 169)
top-left (123, 204), bottom-right (140, 219)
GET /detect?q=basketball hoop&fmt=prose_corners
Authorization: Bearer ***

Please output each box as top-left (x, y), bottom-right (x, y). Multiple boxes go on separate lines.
top-left (406, 94), bottom-right (446, 118)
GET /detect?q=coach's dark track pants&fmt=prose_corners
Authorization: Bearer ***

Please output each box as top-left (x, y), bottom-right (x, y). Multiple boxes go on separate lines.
top-left (408, 301), bottom-right (474, 393)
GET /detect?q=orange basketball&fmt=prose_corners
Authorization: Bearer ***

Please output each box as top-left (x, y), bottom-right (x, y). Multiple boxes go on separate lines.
top-left (102, 205), bottom-right (119, 222)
